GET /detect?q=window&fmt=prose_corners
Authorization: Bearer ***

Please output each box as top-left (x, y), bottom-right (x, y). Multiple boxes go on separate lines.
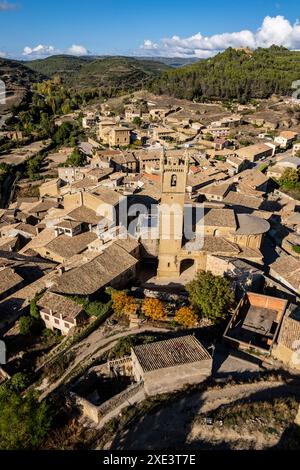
top-left (171, 174), bottom-right (177, 187)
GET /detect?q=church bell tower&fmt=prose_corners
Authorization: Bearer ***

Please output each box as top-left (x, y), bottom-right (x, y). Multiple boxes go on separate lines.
top-left (157, 153), bottom-right (189, 278)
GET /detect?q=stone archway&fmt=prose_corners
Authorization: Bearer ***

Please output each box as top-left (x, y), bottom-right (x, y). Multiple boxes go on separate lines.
top-left (180, 258), bottom-right (196, 276)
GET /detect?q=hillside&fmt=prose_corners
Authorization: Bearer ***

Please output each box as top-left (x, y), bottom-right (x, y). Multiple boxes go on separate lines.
top-left (0, 58), bottom-right (44, 113)
top-left (25, 55), bottom-right (170, 92)
top-left (25, 55), bottom-right (93, 81)
top-left (149, 46), bottom-right (300, 102)
top-left (136, 56), bottom-right (199, 67)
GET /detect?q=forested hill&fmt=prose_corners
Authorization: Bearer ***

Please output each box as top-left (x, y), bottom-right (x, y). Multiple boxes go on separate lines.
top-left (0, 58), bottom-right (45, 112)
top-left (25, 55), bottom-right (170, 92)
top-left (148, 46), bottom-right (300, 102)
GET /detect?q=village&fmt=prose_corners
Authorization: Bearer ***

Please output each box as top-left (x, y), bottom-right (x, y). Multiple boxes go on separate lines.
top-left (0, 89), bottom-right (300, 450)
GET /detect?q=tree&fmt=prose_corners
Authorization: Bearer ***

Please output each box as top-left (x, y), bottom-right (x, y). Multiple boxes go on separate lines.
top-left (111, 290), bottom-right (137, 317)
top-left (19, 293), bottom-right (44, 335)
top-left (186, 271), bottom-right (235, 323)
top-left (204, 133), bottom-right (214, 142)
top-left (64, 148), bottom-right (86, 167)
top-left (0, 383), bottom-right (52, 449)
top-left (124, 300), bottom-right (138, 317)
top-left (175, 306), bottom-right (198, 328)
top-left (279, 168), bottom-right (299, 187)
top-left (0, 162), bottom-right (11, 182)
top-left (26, 154), bottom-right (44, 180)
top-left (19, 316), bottom-right (36, 335)
top-left (141, 298), bottom-right (167, 321)
top-left (132, 117), bottom-right (142, 127)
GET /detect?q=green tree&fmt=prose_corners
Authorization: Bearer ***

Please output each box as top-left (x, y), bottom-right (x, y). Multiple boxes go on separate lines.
top-left (0, 381), bottom-right (52, 449)
top-left (132, 116), bottom-right (142, 127)
top-left (204, 133), bottom-right (214, 142)
top-left (19, 316), bottom-right (36, 335)
top-left (64, 148), bottom-right (86, 167)
top-left (279, 168), bottom-right (299, 187)
top-left (19, 293), bottom-right (44, 335)
top-left (186, 271), bottom-right (235, 323)
top-left (26, 154), bottom-right (45, 180)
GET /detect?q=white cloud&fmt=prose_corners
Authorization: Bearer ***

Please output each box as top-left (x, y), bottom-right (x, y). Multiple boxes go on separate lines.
top-left (0, 51), bottom-right (7, 57)
top-left (0, 2), bottom-right (17, 11)
top-left (140, 16), bottom-right (300, 58)
top-left (68, 44), bottom-right (89, 56)
top-left (22, 44), bottom-right (59, 58)
top-left (20, 43), bottom-right (89, 59)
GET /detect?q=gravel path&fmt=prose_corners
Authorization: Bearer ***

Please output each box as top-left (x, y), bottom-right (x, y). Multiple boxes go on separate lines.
top-left (38, 325), bottom-right (169, 399)
top-left (110, 380), bottom-right (300, 450)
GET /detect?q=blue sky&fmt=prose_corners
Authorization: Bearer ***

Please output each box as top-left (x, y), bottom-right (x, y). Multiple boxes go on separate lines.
top-left (1, 0), bottom-right (300, 59)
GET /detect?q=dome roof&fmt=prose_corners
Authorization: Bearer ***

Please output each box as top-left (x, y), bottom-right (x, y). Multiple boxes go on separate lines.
top-left (236, 214), bottom-right (270, 235)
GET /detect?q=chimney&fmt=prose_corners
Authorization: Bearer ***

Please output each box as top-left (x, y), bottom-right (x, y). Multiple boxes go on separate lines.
top-left (57, 266), bottom-right (65, 276)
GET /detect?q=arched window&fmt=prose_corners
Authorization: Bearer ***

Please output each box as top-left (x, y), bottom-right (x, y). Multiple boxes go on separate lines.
top-left (171, 174), bottom-right (177, 187)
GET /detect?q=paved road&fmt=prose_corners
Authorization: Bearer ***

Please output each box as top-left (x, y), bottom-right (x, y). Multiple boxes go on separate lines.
top-left (253, 148), bottom-right (293, 170)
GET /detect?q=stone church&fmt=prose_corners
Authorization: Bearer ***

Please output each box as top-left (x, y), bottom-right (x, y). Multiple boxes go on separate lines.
top-left (156, 154), bottom-right (270, 279)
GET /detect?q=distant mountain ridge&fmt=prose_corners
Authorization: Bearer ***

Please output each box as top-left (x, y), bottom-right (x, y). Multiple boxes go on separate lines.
top-left (1, 47), bottom-right (300, 112)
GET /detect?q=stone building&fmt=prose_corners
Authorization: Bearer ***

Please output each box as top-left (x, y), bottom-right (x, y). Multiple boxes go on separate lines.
top-left (37, 291), bottom-right (85, 335)
top-left (157, 153), bottom-right (189, 278)
top-left (109, 127), bottom-right (131, 147)
top-left (272, 305), bottom-right (300, 371)
top-left (131, 335), bottom-right (212, 395)
top-left (224, 292), bottom-right (288, 355)
top-left (156, 153), bottom-right (270, 279)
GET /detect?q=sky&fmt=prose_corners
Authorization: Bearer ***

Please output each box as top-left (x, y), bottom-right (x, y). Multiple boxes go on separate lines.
top-left (1, 0), bottom-right (300, 59)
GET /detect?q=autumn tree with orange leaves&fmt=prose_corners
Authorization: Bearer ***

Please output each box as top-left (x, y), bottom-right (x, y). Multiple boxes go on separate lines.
top-left (175, 306), bottom-right (198, 328)
top-left (141, 298), bottom-right (167, 321)
top-left (111, 290), bottom-right (137, 318)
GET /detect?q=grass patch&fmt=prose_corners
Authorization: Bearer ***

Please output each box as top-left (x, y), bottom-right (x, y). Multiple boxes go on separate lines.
top-left (212, 397), bottom-right (299, 432)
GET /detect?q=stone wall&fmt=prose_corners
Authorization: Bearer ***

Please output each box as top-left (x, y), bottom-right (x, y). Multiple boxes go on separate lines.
top-left (71, 382), bottom-right (145, 425)
top-left (272, 343), bottom-right (300, 372)
top-left (142, 360), bottom-right (212, 396)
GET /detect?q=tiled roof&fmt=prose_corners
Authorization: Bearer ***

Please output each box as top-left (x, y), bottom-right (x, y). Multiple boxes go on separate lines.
top-left (51, 242), bottom-right (138, 296)
top-left (37, 291), bottom-right (83, 322)
top-left (45, 232), bottom-right (97, 259)
top-left (0, 268), bottom-right (23, 296)
top-left (133, 336), bottom-right (211, 372)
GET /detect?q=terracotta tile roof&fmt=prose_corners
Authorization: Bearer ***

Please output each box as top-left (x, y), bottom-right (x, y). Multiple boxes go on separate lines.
top-left (224, 191), bottom-right (263, 210)
top-left (19, 228), bottom-right (57, 253)
top-left (0, 268), bottom-right (23, 296)
top-left (204, 208), bottom-right (237, 228)
top-left (45, 232), bottom-right (97, 259)
top-left (133, 336), bottom-right (211, 372)
top-left (67, 206), bottom-right (104, 226)
top-left (270, 255), bottom-right (300, 292)
top-left (51, 242), bottom-right (138, 296)
top-left (91, 187), bottom-right (125, 206)
top-left (278, 306), bottom-right (300, 350)
top-left (37, 291), bottom-right (83, 322)
top-left (28, 200), bottom-right (58, 214)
